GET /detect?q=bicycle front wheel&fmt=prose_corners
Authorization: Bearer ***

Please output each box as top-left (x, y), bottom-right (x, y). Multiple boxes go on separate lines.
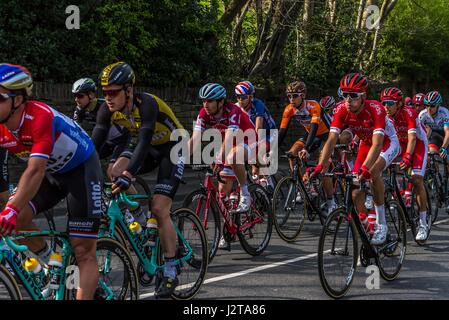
top-left (272, 176), bottom-right (305, 242)
top-left (157, 208), bottom-right (208, 300)
top-left (376, 199), bottom-right (407, 281)
top-left (236, 184), bottom-right (273, 256)
top-left (0, 264), bottom-right (22, 300)
top-left (318, 207), bottom-right (358, 299)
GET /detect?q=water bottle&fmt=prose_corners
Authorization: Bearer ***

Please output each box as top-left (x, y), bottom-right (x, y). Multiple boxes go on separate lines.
top-left (48, 252), bottom-right (63, 290)
top-left (145, 217), bottom-right (158, 247)
top-left (23, 257), bottom-right (44, 285)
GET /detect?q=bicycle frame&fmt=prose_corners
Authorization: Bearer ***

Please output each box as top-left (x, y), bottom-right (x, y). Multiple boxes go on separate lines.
top-left (1, 231), bottom-right (77, 300)
top-left (99, 192), bottom-right (194, 276)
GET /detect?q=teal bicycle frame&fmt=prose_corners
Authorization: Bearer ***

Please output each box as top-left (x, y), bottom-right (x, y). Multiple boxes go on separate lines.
top-left (100, 192), bottom-right (194, 277)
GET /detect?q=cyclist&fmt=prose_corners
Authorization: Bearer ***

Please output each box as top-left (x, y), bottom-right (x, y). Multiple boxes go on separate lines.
top-left (319, 96), bottom-right (336, 117)
top-left (234, 80), bottom-right (276, 188)
top-left (279, 81), bottom-right (336, 213)
top-left (0, 63), bottom-right (103, 300)
top-left (189, 83), bottom-right (255, 212)
top-left (92, 62), bottom-right (185, 298)
top-left (380, 87), bottom-right (429, 241)
top-left (72, 78), bottom-right (104, 127)
top-left (309, 73), bottom-right (400, 245)
top-left (412, 93), bottom-right (425, 114)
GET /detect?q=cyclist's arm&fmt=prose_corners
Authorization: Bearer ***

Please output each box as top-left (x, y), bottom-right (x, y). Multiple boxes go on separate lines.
top-left (73, 106), bottom-right (86, 123)
top-left (362, 134), bottom-right (383, 169)
top-left (187, 130), bottom-right (202, 159)
top-left (0, 149), bottom-right (8, 209)
top-left (278, 106), bottom-right (293, 146)
top-left (255, 116), bottom-right (264, 140)
top-left (317, 132), bottom-right (339, 170)
top-left (405, 108), bottom-right (417, 154)
top-left (405, 132), bottom-right (417, 154)
top-left (442, 126), bottom-right (449, 149)
top-left (91, 105), bottom-right (112, 152)
top-left (304, 123), bottom-right (318, 152)
top-left (8, 157), bottom-right (46, 212)
top-left (125, 99), bottom-right (158, 176)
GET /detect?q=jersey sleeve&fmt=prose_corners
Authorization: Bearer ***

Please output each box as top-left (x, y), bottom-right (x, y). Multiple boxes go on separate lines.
top-left (371, 103), bottom-right (386, 136)
top-left (194, 107), bottom-right (207, 132)
top-left (329, 103), bottom-right (346, 134)
top-left (309, 101), bottom-right (321, 125)
top-left (404, 107), bottom-right (417, 135)
top-left (30, 110), bottom-right (54, 160)
top-left (442, 108), bottom-right (449, 127)
top-left (280, 105), bottom-right (294, 129)
top-left (253, 100), bottom-right (265, 118)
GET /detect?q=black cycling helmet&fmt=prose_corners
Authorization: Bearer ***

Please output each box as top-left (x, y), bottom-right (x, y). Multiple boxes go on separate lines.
top-left (99, 62), bottom-right (135, 87)
top-left (72, 78), bottom-right (97, 94)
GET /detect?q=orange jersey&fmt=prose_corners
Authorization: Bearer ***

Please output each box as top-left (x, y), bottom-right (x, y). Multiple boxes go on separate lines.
top-left (280, 100), bottom-right (331, 136)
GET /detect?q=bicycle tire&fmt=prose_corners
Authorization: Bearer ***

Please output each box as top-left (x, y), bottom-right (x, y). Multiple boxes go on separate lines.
top-left (182, 188), bottom-right (221, 262)
top-left (376, 199), bottom-right (407, 281)
top-left (65, 238), bottom-right (139, 300)
top-left (236, 184), bottom-right (273, 256)
top-left (272, 176), bottom-right (305, 242)
top-left (157, 208), bottom-right (208, 300)
top-left (318, 207), bottom-right (358, 299)
top-left (0, 264), bottom-right (22, 300)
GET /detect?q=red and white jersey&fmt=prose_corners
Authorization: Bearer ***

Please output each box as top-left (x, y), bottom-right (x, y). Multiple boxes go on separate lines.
top-left (194, 102), bottom-right (255, 140)
top-left (388, 106), bottom-right (427, 146)
top-left (0, 101), bottom-right (94, 173)
top-left (330, 100), bottom-right (397, 145)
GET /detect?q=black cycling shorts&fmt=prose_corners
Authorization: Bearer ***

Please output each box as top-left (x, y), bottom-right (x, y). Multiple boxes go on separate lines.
top-left (429, 131), bottom-right (444, 149)
top-left (28, 151), bottom-right (104, 239)
top-left (298, 132), bottom-right (329, 153)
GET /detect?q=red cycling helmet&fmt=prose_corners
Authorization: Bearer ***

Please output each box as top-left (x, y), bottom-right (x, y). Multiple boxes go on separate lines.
top-left (380, 87), bottom-right (403, 102)
top-left (404, 97), bottom-right (412, 106)
top-left (412, 93), bottom-right (425, 106)
top-left (339, 73), bottom-right (368, 93)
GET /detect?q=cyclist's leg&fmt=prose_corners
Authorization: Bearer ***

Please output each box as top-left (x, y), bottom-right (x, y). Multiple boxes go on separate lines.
top-left (227, 144), bottom-right (252, 212)
top-left (64, 151), bottom-right (103, 300)
top-left (287, 140), bottom-right (303, 172)
top-left (351, 142), bottom-right (371, 214)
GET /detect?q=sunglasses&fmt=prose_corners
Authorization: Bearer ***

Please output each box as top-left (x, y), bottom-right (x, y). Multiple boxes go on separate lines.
top-left (0, 92), bottom-right (16, 103)
top-left (287, 93), bottom-right (301, 99)
top-left (342, 92), bottom-right (363, 100)
top-left (381, 100), bottom-right (397, 107)
top-left (74, 93), bottom-right (87, 99)
top-left (103, 88), bottom-right (124, 98)
top-left (425, 104), bottom-right (438, 108)
top-left (236, 94), bottom-right (249, 100)
top-left (202, 99), bottom-right (217, 104)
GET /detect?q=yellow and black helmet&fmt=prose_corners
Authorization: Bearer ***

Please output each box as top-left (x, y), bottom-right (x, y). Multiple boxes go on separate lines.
top-left (99, 62), bottom-right (135, 87)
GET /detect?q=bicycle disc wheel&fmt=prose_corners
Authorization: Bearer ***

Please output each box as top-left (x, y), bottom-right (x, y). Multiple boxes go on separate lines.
top-left (272, 176), bottom-right (305, 242)
top-left (157, 208), bottom-right (208, 300)
top-left (0, 264), bottom-right (22, 300)
top-left (182, 188), bottom-right (221, 263)
top-left (236, 184), bottom-right (273, 256)
top-left (318, 207), bottom-right (358, 299)
top-left (376, 199), bottom-right (407, 281)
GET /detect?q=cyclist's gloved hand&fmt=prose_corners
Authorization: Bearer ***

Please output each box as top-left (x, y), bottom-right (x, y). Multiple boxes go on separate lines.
top-left (0, 204), bottom-right (19, 236)
top-left (307, 164), bottom-right (323, 182)
top-left (298, 149), bottom-right (310, 160)
top-left (400, 152), bottom-right (412, 170)
top-left (358, 165), bottom-right (371, 181)
top-left (112, 175), bottom-right (132, 193)
top-left (212, 159), bottom-right (224, 175)
top-left (440, 147), bottom-right (448, 159)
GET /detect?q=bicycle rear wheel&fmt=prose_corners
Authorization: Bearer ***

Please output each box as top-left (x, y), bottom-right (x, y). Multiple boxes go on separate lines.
top-left (0, 264), bottom-right (22, 300)
top-left (236, 184), bottom-right (273, 256)
top-left (182, 188), bottom-right (221, 262)
top-left (157, 208), bottom-right (208, 300)
top-left (318, 207), bottom-right (358, 299)
top-left (376, 199), bottom-right (407, 281)
top-left (272, 176), bottom-right (305, 242)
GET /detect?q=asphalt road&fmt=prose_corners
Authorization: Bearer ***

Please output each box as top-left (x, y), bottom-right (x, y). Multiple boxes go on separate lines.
top-left (36, 160), bottom-right (449, 301)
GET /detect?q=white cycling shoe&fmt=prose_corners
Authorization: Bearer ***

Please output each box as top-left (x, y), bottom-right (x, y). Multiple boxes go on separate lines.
top-left (415, 224), bottom-right (429, 241)
top-left (370, 224), bottom-right (388, 245)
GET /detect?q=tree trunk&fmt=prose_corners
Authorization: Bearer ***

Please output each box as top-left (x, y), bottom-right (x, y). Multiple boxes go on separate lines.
top-left (302, 0), bottom-right (314, 41)
top-left (255, 0), bottom-right (263, 37)
top-left (327, 0), bottom-right (337, 25)
top-left (356, 0), bottom-right (368, 31)
top-left (248, 0), bottom-right (302, 77)
top-left (220, 0), bottom-right (251, 27)
top-left (233, 0), bottom-right (253, 49)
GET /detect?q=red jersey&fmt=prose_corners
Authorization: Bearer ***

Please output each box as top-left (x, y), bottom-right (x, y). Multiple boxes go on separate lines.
top-left (388, 106), bottom-right (427, 146)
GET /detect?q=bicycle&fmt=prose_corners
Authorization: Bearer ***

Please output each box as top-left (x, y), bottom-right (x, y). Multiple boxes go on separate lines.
top-left (384, 162), bottom-right (432, 245)
top-left (99, 190), bottom-right (208, 300)
top-left (271, 150), bottom-right (347, 242)
top-left (182, 165), bottom-right (273, 262)
top-left (0, 230), bottom-right (138, 300)
top-left (424, 152), bottom-right (448, 223)
top-left (317, 172), bottom-right (407, 299)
